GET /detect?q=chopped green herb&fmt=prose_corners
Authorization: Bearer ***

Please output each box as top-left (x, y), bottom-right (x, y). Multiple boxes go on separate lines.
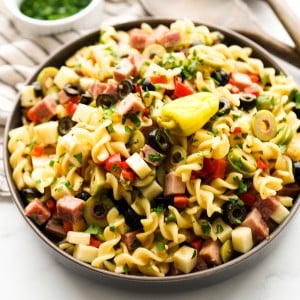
top-left (148, 153), bottom-right (162, 162)
top-left (125, 125), bottom-right (132, 133)
top-left (191, 249), bottom-right (197, 259)
top-left (216, 224), bottom-right (224, 234)
top-left (73, 152), bottom-right (83, 164)
top-left (123, 264), bottom-right (130, 274)
top-left (152, 204), bottom-right (165, 215)
top-left (165, 214), bottom-right (176, 223)
top-left (156, 242), bottom-right (166, 251)
top-left (234, 176), bottom-right (248, 194)
top-left (49, 159), bottom-right (55, 167)
top-left (200, 220), bottom-right (211, 234)
top-left (29, 140), bottom-right (36, 151)
top-left (109, 224), bottom-right (116, 232)
top-left (86, 224), bottom-right (102, 235)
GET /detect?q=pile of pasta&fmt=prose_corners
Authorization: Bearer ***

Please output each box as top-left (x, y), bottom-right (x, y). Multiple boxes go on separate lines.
top-left (8, 19), bottom-right (300, 277)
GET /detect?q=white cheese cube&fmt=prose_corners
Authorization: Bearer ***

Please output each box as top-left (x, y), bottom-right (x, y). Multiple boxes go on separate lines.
top-left (53, 66), bottom-right (79, 89)
top-left (270, 203), bottom-right (290, 224)
top-left (173, 245), bottom-right (198, 274)
top-left (212, 217), bottom-right (233, 243)
top-left (139, 180), bottom-right (163, 201)
top-left (125, 153), bottom-right (152, 179)
top-left (66, 231), bottom-right (91, 245)
top-left (73, 244), bottom-right (98, 263)
top-left (72, 103), bottom-right (100, 126)
top-left (33, 121), bottom-right (58, 145)
top-left (20, 85), bottom-right (40, 107)
top-left (232, 227), bottom-right (253, 253)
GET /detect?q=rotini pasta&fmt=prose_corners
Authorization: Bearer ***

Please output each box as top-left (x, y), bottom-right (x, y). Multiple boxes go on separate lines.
top-left (8, 19), bottom-right (300, 278)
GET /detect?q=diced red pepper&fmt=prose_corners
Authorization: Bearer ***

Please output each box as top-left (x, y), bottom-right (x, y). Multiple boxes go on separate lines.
top-left (121, 169), bottom-right (135, 182)
top-left (45, 198), bottom-right (56, 214)
top-left (90, 235), bottom-right (101, 248)
top-left (244, 83), bottom-right (261, 97)
top-left (174, 82), bottom-right (194, 98)
top-left (174, 195), bottom-right (189, 209)
top-left (150, 75), bottom-right (168, 84)
top-left (143, 106), bottom-right (151, 117)
top-left (247, 73), bottom-right (260, 83)
top-left (232, 127), bottom-right (242, 134)
top-left (212, 159), bottom-right (228, 179)
top-left (190, 237), bottom-right (203, 251)
top-left (32, 144), bottom-right (44, 156)
top-left (105, 153), bottom-right (122, 174)
top-left (240, 192), bottom-right (257, 206)
top-left (65, 98), bottom-right (79, 116)
top-left (257, 159), bottom-right (269, 170)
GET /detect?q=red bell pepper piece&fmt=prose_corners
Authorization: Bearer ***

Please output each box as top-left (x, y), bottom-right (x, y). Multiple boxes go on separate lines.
top-left (121, 169), bottom-right (135, 183)
top-left (105, 153), bottom-right (122, 174)
top-left (32, 144), bottom-right (44, 156)
top-left (45, 198), bottom-right (56, 214)
top-left (212, 159), bottom-right (228, 179)
top-left (257, 159), bottom-right (269, 170)
top-left (174, 195), bottom-right (189, 209)
top-left (240, 192), bottom-right (256, 206)
top-left (190, 237), bottom-right (203, 251)
top-left (150, 75), bottom-right (168, 84)
top-left (191, 157), bottom-right (227, 180)
top-left (90, 235), bottom-right (101, 248)
top-left (65, 100), bottom-right (79, 116)
top-left (174, 82), bottom-right (194, 98)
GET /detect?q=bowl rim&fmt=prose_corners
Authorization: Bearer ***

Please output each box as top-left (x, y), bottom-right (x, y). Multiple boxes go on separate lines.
top-left (3, 0), bottom-right (102, 27)
top-left (4, 17), bottom-right (300, 285)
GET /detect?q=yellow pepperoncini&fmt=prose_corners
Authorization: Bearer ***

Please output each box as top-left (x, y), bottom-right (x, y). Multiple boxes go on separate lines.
top-left (157, 92), bottom-right (219, 136)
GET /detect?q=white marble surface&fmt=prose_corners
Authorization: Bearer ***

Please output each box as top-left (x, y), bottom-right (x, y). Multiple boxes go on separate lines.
top-left (1, 1), bottom-right (300, 299)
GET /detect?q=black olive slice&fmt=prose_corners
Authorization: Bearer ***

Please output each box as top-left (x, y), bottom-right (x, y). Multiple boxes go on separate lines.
top-left (20, 188), bottom-right (42, 203)
top-left (117, 79), bottom-right (135, 99)
top-left (239, 93), bottom-right (257, 110)
top-left (96, 93), bottom-right (117, 107)
top-left (79, 93), bottom-right (93, 105)
top-left (142, 78), bottom-right (155, 91)
top-left (63, 83), bottom-right (81, 96)
top-left (211, 70), bottom-right (230, 86)
top-left (293, 162), bottom-right (300, 184)
top-left (58, 116), bottom-right (76, 136)
top-left (32, 81), bottom-right (43, 98)
top-left (222, 200), bottom-right (248, 227)
top-left (75, 191), bottom-right (91, 201)
top-left (147, 128), bottom-right (170, 154)
top-left (218, 97), bottom-right (231, 115)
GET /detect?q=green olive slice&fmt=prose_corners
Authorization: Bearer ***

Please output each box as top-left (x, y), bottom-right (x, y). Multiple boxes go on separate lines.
top-left (251, 110), bottom-right (277, 142)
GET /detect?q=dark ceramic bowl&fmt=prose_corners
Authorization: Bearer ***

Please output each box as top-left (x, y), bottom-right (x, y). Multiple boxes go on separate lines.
top-left (3, 18), bottom-right (300, 287)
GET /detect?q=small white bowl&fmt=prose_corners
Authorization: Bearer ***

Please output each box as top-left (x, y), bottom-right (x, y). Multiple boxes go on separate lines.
top-left (3, 0), bottom-right (104, 36)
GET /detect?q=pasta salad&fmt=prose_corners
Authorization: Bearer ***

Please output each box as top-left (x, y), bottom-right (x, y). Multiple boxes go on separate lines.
top-left (8, 19), bottom-right (300, 277)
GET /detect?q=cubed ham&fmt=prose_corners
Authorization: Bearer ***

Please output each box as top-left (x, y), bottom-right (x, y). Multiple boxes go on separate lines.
top-left (121, 230), bottom-right (141, 252)
top-left (45, 216), bottom-right (66, 239)
top-left (113, 59), bottom-right (135, 82)
top-left (164, 171), bottom-right (186, 196)
top-left (153, 25), bottom-right (169, 41)
top-left (242, 207), bottom-right (269, 244)
top-left (140, 144), bottom-right (165, 166)
top-left (193, 256), bottom-right (209, 272)
top-left (230, 73), bottom-right (252, 89)
top-left (116, 93), bottom-right (144, 115)
top-left (56, 195), bottom-right (84, 224)
top-left (129, 53), bottom-right (147, 76)
top-left (87, 81), bottom-right (107, 99)
top-left (199, 239), bottom-right (222, 266)
top-left (27, 95), bottom-right (57, 123)
top-left (129, 28), bottom-right (149, 50)
top-left (157, 31), bottom-right (181, 48)
top-left (254, 196), bottom-right (280, 220)
top-left (104, 79), bottom-right (118, 96)
top-left (25, 198), bottom-right (51, 226)
top-left (58, 89), bottom-right (71, 104)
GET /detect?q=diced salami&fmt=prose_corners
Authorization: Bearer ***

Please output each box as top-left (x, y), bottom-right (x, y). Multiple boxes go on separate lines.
top-left (104, 79), bottom-right (118, 96)
top-left (113, 59), bottom-right (135, 82)
top-left (56, 195), bottom-right (85, 224)
top-left (199, 239), bottom-right (222, 266)
top-left (129, 28), bottom-right (149, 50)
top-left (25, 198), bottom-right (51, 226)
top-left (121, 230), bottom-right (141, 252)
top-left (164, 171), bottom-right (186, 196)
top-left (27, 95), bottom-right (57, 123)
top-left (88, 81), bottom-right (107, 99)
top-left (140, 144), bottom-right (165, 166)
top-left (193, 256), bottom-right (209, 272)
top-left (58, 89), bottom-right (71, 104)
top-left (129, 53), bottom-right (147, 76)
top-left (116, 93), bottom-right (144, 115)
top-left (158, 31), bottom-right (181, 48)
top-left (254, 196), bottom-right (280, 220)
top-left (45, 217), bottom-right (66, 239)
top-left (242, 207), bottom-right (269, 243)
